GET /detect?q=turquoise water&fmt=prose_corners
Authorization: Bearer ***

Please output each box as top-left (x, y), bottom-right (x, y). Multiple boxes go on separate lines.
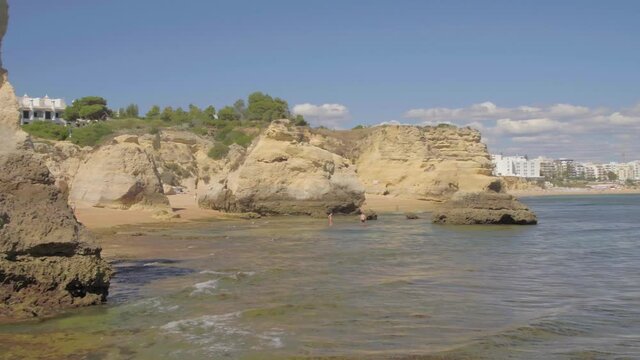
top-left (1, 195), bottom-right (639, 359)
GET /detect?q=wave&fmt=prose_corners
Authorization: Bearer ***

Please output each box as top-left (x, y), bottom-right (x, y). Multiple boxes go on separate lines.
top-left (161, 312), bottom-right (284, 356)
top-left (190, 279), bottom-right (219, 295)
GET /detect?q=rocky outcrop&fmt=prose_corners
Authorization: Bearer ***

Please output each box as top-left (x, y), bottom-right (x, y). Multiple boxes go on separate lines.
top-left (199, 120), bottom-right (365, 215)
top-left (354, 125), bottom-right (496, 202)
top-left (0, 1), bottom-right (111, 320)
top-left (499, 176), bottom-right (545, 192)
top-left (69, 138), bottom-right (170, 210)
top-left (432, 190), bottom-right (537, 225)
top-left (33, 141), bottom-right (89, 193)
top-left (0, 153), bottom-right (112, 319)
top-left (138, 130), bottom-right (223, 194)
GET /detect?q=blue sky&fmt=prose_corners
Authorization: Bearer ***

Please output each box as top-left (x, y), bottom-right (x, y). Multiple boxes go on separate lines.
top-left (4, 0), bottom-right (640, 161)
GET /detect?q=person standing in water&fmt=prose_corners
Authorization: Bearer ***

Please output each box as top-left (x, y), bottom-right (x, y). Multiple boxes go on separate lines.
top-left (328, 212), bottom-right (334, 226)
top-left (360, 212), bottom-right (366, 224)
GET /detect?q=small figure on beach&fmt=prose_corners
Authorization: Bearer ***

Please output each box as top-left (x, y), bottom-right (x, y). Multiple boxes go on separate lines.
top-left (328, 212), bottom-right (334, 226)
top-left (360, 212), bottom-right (366, 224)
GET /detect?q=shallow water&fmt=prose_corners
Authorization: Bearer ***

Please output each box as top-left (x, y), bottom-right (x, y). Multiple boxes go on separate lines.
top-left (1, 195), bottom-right (639, 359)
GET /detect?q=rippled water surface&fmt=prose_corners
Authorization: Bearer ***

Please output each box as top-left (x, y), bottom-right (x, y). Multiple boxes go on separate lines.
top-left (1, 195), bottom-right (639, 359)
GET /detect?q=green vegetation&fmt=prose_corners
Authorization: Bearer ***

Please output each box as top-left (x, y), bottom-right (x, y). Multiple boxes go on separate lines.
top-left (246, 91), bottom-right (289, 121)
top-left (24, 91), bottom-right (307, 150)
top-left (69, 123), bottom-right (113, 147)
top-left (146, 105), bottom-right (161, 118)
top-left (64, 96), bottom-right (111, 121)
top-left (352, 124), bottom-right (365, 130)
top-left (294, 114), bottom-right (308, 126)
top-left (122, 104), bottom-right (139, 118)
top-left (208, 143), bottom-right (230, 159)
top-left (22, 121), bottom-right (69, 141)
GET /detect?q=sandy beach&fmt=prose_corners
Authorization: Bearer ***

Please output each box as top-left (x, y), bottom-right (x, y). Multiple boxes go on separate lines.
top-left (75, 193), bottom-right (439, 230)
top-left (75, 193), bottom-right (223, 229)
top-left (361, 194), bottom-right (439, 213)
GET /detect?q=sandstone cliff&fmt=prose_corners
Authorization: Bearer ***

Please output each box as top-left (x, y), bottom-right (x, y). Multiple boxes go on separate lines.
top-left (69, 135), bottom-right (170, 210)
top-left (0, 1), bottom-right (111, 320)
top-left (199, 120), bottom-right (365, 215)
top-left (353, 125), bottom-right (495, 202)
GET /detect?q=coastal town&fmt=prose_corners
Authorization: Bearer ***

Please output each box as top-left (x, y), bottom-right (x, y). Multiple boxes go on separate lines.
top-left (491, 154), bottom-right (640, 184)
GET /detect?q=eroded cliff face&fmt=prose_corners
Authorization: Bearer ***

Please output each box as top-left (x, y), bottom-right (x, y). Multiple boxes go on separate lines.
top-left (199, 120), bottom-right (365, 215)
top-left (69, 135), bottom-right (170, 210)
top-left (353, 125), bottom-right (496, 202)
top-left (0, 1), bottom-right (111, 320)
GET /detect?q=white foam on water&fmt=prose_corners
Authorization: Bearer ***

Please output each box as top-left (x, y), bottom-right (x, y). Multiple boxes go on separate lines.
top-left (199, 270), bottom-right (256, 280)
top-left (161, 312), bottom-right (286, 356)
top-left (257, 331), bottom-right (285, 349)
top-left (190, 279), bottom-right (219, 295)
top-left (127, 297), bottom-right (180, 313)
top-left (199, 270), bottom-right (229, 275)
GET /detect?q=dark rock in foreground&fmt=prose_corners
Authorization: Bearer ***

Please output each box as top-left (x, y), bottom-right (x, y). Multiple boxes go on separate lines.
top-left (0, 2), bottom-right (111, 320)
top-left (432, 191), bottom-right (537, 225)
top-left (0, 152), bottom-right (112, 320)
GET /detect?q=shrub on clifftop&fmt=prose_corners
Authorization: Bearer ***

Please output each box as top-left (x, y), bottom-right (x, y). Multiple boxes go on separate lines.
top-left (69, 123), bottom-right (113, 147)
top-left (22, 121), bottom-right (69, 141)
top-left (64, 96), bottom-right (111, 121)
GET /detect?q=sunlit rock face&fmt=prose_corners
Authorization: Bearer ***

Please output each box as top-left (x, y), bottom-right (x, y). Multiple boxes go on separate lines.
top-left (354, 125), bottom-right (496, 202)
top-left (0, 0), bottom-right (111, 321)
top-left (432, 190), bottom-right (538, 225)
top-left (199, 119), bottom-right (365, 216)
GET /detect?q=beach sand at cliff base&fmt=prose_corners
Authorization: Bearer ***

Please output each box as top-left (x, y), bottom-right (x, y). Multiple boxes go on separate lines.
top-left (76, 193), bottom-right (439, 230)
top-left (75, 193), bottom-right (223, 229)
top-left (362, 194), bottom-right (439, 213)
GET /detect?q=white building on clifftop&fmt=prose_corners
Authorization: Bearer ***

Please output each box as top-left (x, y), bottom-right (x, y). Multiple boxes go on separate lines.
top-left (19, 94), bottom-right (67, 125)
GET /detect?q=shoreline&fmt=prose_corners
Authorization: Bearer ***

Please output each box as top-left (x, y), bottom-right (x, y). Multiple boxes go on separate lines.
top-left (75, 193), bottom-right (224, 230)
top-left (511, 188), bottom-right (640, 197)
top-left (75, 189), bottom-right (640, 232)
top-left (76, 193), bottom-right (439, 231)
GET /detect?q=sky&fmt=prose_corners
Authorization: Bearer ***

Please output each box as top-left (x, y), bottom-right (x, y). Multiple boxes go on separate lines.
top-left (4, 0), bottom-right (640, 162)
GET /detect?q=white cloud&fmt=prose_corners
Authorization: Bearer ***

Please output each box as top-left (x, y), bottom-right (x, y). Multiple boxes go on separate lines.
top-left (292, 103), bottom-right (350, 128)
top-left (496, 118), bottom-right (564, 135)
top-left (402, 100), bottom-right (640, 161)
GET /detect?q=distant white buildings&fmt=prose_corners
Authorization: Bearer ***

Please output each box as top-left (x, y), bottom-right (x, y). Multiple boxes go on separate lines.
top-left (491, 155), bottom-right (542, 178)
top-left (492, 154), bottom-right (640, 181)
top-left (19, 94), bottom-right (67, 125)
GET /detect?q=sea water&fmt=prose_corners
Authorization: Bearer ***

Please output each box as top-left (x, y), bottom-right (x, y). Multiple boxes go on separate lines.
top-left (1, 195), bottom-right (639, 359)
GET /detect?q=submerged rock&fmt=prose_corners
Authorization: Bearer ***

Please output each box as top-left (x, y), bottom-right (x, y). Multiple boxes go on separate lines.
top-left (405, 212), bottom-right (420, 220)
top-left (432, 191), bottom-right (537, 225)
